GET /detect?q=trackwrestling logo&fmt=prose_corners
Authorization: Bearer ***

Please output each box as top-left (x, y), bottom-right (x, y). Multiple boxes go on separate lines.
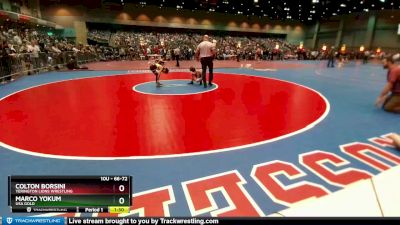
top-left (3, 217), bottom-right (65, 225)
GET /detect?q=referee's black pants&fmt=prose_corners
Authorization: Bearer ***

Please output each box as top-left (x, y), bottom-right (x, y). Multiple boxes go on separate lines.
top-left (200, 56), bottom-right (213, 87)
top-left (175, 55), bottom-right (180, 67)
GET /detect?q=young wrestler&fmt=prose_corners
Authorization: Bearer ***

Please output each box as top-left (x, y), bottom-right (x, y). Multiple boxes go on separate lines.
top-left (188, 66), bottom-right (202, 85)
top-left (149, 59), bottom-right (169, 87)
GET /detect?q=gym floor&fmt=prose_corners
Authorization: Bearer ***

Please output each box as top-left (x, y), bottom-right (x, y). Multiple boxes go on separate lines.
top-left (0, 60), bottom-right (399, 217)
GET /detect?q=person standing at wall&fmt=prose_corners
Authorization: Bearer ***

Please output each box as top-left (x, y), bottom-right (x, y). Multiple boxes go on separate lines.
top-left (363, 50), bottom-right (370, 64)
top-left (0, 41), bottom-right (12, 83)
top-left (174, 47), bottom-right (180, 67)
top-left (28, 40), bottom-right (41, 72)
top-left (327, 46), bottom-right (335, 68)
top-left (236, 47), bottom-right (241, 62)
top-left (195, 35), bottom-right (215, 88)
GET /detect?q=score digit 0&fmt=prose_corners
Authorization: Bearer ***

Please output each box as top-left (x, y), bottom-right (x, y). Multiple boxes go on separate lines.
top-left (119, 197), bottom-right (125, 205)
top-left (118, 185), bottom-right (125, 192)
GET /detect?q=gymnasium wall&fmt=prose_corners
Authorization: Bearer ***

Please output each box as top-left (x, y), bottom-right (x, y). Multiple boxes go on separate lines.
top-left (0, 0), bottom-right (41, 18)
top-left (374, 13), bottom-right (400, 50)
top-left (39, 1), bottom-right (305, 44)
top-left (0, 0), bottom-right (11, 11)
top-left (304, 11), bottom-right (400, 51)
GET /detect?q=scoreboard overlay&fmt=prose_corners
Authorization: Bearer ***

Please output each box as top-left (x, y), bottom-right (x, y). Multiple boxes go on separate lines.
top-left (8, 176), bottom-right (131, 213)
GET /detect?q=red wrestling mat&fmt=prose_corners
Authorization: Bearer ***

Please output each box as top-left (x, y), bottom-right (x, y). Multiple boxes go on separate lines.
top-left (0, 72), bottom-right (328, 159)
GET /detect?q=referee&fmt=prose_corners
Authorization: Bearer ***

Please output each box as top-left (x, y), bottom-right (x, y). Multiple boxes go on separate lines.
top-left (196, 35), bottom-right (215, 88)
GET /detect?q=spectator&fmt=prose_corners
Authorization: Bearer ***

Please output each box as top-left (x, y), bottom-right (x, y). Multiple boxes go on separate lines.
top-left (28, 40), bottom-right (41, 71)
top-left (0, 40), bottom-right (12, 83)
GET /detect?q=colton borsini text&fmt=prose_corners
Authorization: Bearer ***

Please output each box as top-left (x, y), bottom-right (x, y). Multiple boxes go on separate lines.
top-left (14, 183), bottom-right (73, 194)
